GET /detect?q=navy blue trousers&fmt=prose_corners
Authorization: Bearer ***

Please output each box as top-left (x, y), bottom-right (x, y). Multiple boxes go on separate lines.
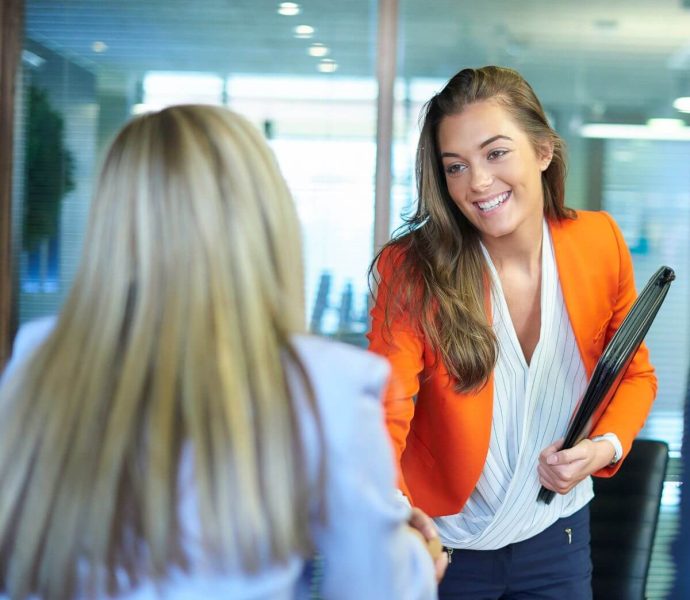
top-left (438, 505), bottom-right (592, 600)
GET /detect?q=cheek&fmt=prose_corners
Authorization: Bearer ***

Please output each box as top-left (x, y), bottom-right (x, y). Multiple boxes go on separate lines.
top-left (524, 167), bottom-right (546, 194)
top-left (445, 176), bottom-right (467, 201)
top-left (446, 191), bottom-right (475, 221)
top-left (444, 179), bottom-right (478, 219)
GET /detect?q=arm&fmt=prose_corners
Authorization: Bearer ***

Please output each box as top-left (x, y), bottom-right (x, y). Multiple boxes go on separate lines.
top-left (312, 350), bottom-right (438, 600)
top-left (366, 247), bottom-right (425, 500)
top-left (539, 213), bottom-right (658, 492)
top-left (538, 437), bottom-right (617, 495)
top-left (588, 211), bottom-right (657, 474)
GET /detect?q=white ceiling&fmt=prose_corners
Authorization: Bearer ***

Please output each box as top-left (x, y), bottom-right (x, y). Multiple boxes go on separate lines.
top-left (23, 0), bottom-right (690, 122)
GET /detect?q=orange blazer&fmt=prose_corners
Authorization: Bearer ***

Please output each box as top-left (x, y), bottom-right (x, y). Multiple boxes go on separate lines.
top-left (367, 210), bottom-right (658, 517)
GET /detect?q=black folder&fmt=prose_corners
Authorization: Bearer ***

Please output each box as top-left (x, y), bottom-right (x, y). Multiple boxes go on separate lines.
top-left (537, 265), bottom-right (676, 505)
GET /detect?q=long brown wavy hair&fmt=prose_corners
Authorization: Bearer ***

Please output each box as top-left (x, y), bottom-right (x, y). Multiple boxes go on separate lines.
top-left (371, 66), bottom-right (575, 392)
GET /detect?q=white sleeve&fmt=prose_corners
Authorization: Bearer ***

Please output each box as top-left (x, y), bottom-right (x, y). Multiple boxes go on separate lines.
top-left (591, 432), bottom-right (623, 463)
top-left (305, 341), bottom-right (436, 600)
top-left (0, 316), bottom-right (56, 385)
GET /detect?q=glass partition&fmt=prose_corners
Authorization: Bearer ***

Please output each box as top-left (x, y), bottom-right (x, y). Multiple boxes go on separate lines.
top-left (15, 0), bottom-right (378, 345)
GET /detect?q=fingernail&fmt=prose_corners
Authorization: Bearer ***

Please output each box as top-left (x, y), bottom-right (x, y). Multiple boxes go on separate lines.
top-left (547, 455), bottom-right (558, 465)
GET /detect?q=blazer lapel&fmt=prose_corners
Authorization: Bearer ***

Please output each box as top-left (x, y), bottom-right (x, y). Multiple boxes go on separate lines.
top-left (549, 217), bottom-right (599, 378)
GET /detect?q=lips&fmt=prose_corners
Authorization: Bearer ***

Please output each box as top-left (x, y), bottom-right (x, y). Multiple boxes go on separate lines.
top-left (475, 190), bottom-right (511, 212)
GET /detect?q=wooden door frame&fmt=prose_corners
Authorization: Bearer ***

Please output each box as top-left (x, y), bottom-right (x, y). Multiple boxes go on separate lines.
top-left (0, 0), bottom-right (24, 369)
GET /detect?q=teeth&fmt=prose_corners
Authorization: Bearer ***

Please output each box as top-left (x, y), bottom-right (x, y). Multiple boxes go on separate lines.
top-left (477, 191), bottom-right (509, 212)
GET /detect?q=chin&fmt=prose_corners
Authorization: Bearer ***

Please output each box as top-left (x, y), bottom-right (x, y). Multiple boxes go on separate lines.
top-left (474, 218), bottom-right (518, 240)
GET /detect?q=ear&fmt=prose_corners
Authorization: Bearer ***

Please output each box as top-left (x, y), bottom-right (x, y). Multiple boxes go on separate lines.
top-left (538, 141), bottom-right (554, 172)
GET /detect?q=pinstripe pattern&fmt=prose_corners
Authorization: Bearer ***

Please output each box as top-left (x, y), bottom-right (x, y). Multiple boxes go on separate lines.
top-left (435, 220), bottom-right (592, 550)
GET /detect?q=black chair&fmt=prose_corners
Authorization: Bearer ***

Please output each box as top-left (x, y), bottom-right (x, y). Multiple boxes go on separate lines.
top-left (590, 438), bottom-right (669, 600)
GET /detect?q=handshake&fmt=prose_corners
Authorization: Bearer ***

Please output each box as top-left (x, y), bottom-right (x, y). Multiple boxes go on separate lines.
top-left (408, 507), bottom-right (449, 582)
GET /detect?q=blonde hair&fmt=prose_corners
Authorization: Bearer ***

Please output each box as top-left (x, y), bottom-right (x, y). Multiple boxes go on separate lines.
top-left (372, 66), bottom-right (575, 392)
top-left (0, 105), bottom-right (321, 598)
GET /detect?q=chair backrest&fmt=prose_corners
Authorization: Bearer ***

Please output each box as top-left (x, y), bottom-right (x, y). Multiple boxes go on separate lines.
top-left (590, 438), bottom-right (669, 600)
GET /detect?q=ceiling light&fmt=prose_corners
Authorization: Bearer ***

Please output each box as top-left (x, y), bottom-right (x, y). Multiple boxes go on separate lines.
top-left (673, 96), bottom-right (690, 113)
top-left (646, 118), bottom-right (685, 129)
top-left (580, 123), bottom-right (690, 140)
top-left (308, 43), bottom-right (330, 57)
top-left (91, 41), bottom-right (108, 53)
top-left (278, 2), bottom-right (301, 16)
top-left (317, 59), bottom-right (338, 73)
top-left (294, 25), bottom-right (315, 38)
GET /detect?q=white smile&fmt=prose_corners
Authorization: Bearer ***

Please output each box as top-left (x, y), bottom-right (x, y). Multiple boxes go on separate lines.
top-left (476, 191), bottom-right (511, 212)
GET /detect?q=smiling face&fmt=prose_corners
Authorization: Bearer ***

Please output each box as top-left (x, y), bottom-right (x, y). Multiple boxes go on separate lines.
top-left (438, 99), bottom-right (553, 244)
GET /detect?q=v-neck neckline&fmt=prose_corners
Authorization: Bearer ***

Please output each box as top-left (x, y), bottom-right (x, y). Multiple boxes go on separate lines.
top-left (480, 221), bottom-right (549, 370)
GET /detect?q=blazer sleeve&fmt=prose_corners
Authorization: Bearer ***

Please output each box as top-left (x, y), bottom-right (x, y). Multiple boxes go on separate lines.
top-left (590, 212), bottom-right (658, 477)
top-left (303, 340), bottom-right (436, 600)
top-left (366, 247), bottom-right (425, 500)
top-left (0, 316), bottom-right (56, 386)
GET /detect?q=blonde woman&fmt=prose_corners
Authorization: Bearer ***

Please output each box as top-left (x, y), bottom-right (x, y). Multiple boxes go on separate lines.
top-left (0, 105), bottom-right (440, 599)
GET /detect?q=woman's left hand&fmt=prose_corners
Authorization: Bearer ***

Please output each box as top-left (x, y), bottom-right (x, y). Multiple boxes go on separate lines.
top-left (538, 437), bottom-right (616, 495)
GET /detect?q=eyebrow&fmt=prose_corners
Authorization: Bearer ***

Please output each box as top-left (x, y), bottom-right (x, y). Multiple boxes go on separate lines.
top-left (440, 134), bottom-right (514, 158)
top-left (480, 134), bottom-right (513, 148)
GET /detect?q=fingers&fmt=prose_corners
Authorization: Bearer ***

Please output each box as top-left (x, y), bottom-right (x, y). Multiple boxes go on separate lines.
top-left (557, 439), bottom-right (601, 465)
top-left (409, 507), bottom-right (438, 542)
top-left (408, 506), bottom-right (447, 581)
top-left (434, 549), bottom-right (449, 582)
top-left (538, 439), bottom-right (599, 494)
top-left (407, 511), bottom-right (447, 581)
top-left (540, 438), bottom-right (593, 466)
top-left (546, 447), bottom-right (575, 466)
top-left (538, 463), bottom-right (575, 494)
top-left (539, 438), bottom-right (564, 464)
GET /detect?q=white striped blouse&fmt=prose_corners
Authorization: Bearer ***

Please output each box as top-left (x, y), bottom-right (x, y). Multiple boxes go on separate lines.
top-left (434, 220), bottom-right (593, 550)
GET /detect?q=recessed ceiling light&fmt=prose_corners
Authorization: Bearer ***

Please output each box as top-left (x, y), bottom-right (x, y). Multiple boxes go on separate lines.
top-left (278, 2), bottom-right (301, 16)
top-left (308, 43), bottom-right (330, 57)
top-left (294, 25), bottom-right (315, 38)
top-left (673, 97), bottom-right (690, 113)
top-left (317, 59), bottom-right (338, 73)
top-left (91, 41), bottom-right (108, 53)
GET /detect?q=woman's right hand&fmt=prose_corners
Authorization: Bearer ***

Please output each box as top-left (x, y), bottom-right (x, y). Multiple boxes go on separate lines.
top-left (408, 506), bottom-right (449, 582)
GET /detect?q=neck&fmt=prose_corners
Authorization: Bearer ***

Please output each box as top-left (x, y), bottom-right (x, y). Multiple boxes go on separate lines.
top-left (481, 218), bottom-right (544, 276)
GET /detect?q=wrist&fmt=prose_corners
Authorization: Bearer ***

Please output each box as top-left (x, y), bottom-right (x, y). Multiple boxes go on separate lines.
top-left (591, 433), bottom-right (623, 465)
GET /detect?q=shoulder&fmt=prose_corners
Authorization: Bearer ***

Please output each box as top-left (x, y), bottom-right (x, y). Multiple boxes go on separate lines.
top-left (557, 209), bottom-right (622, 233)
top-left (375, 237), bottom-right (414, 276)
top-left (288, 336), bottom-right (392, 477)
top-left (551, 210), bottom-right (626, 252)
top-left (1, 316), bottom-right (57, 383)
top-left (292, 335), bottom-right (390, 397)
top-left (12, 316), bottom-right (57, 356)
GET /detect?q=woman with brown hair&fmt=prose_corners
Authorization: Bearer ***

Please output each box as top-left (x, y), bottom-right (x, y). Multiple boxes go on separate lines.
top-left (368, 66), bottom-right (657, 599)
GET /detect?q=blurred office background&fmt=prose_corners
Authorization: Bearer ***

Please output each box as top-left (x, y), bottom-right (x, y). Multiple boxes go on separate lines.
top-left (1, 0), bottom-right (689, 596)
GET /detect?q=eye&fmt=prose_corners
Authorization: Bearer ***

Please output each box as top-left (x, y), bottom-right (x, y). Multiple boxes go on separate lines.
top-left (444, 163), bottom-right (467, 177)
top-left (488, 149), bottom-right (509, 160)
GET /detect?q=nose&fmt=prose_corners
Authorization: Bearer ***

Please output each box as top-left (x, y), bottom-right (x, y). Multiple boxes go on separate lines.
top-left (470, 165), bottom-right (493, 192)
